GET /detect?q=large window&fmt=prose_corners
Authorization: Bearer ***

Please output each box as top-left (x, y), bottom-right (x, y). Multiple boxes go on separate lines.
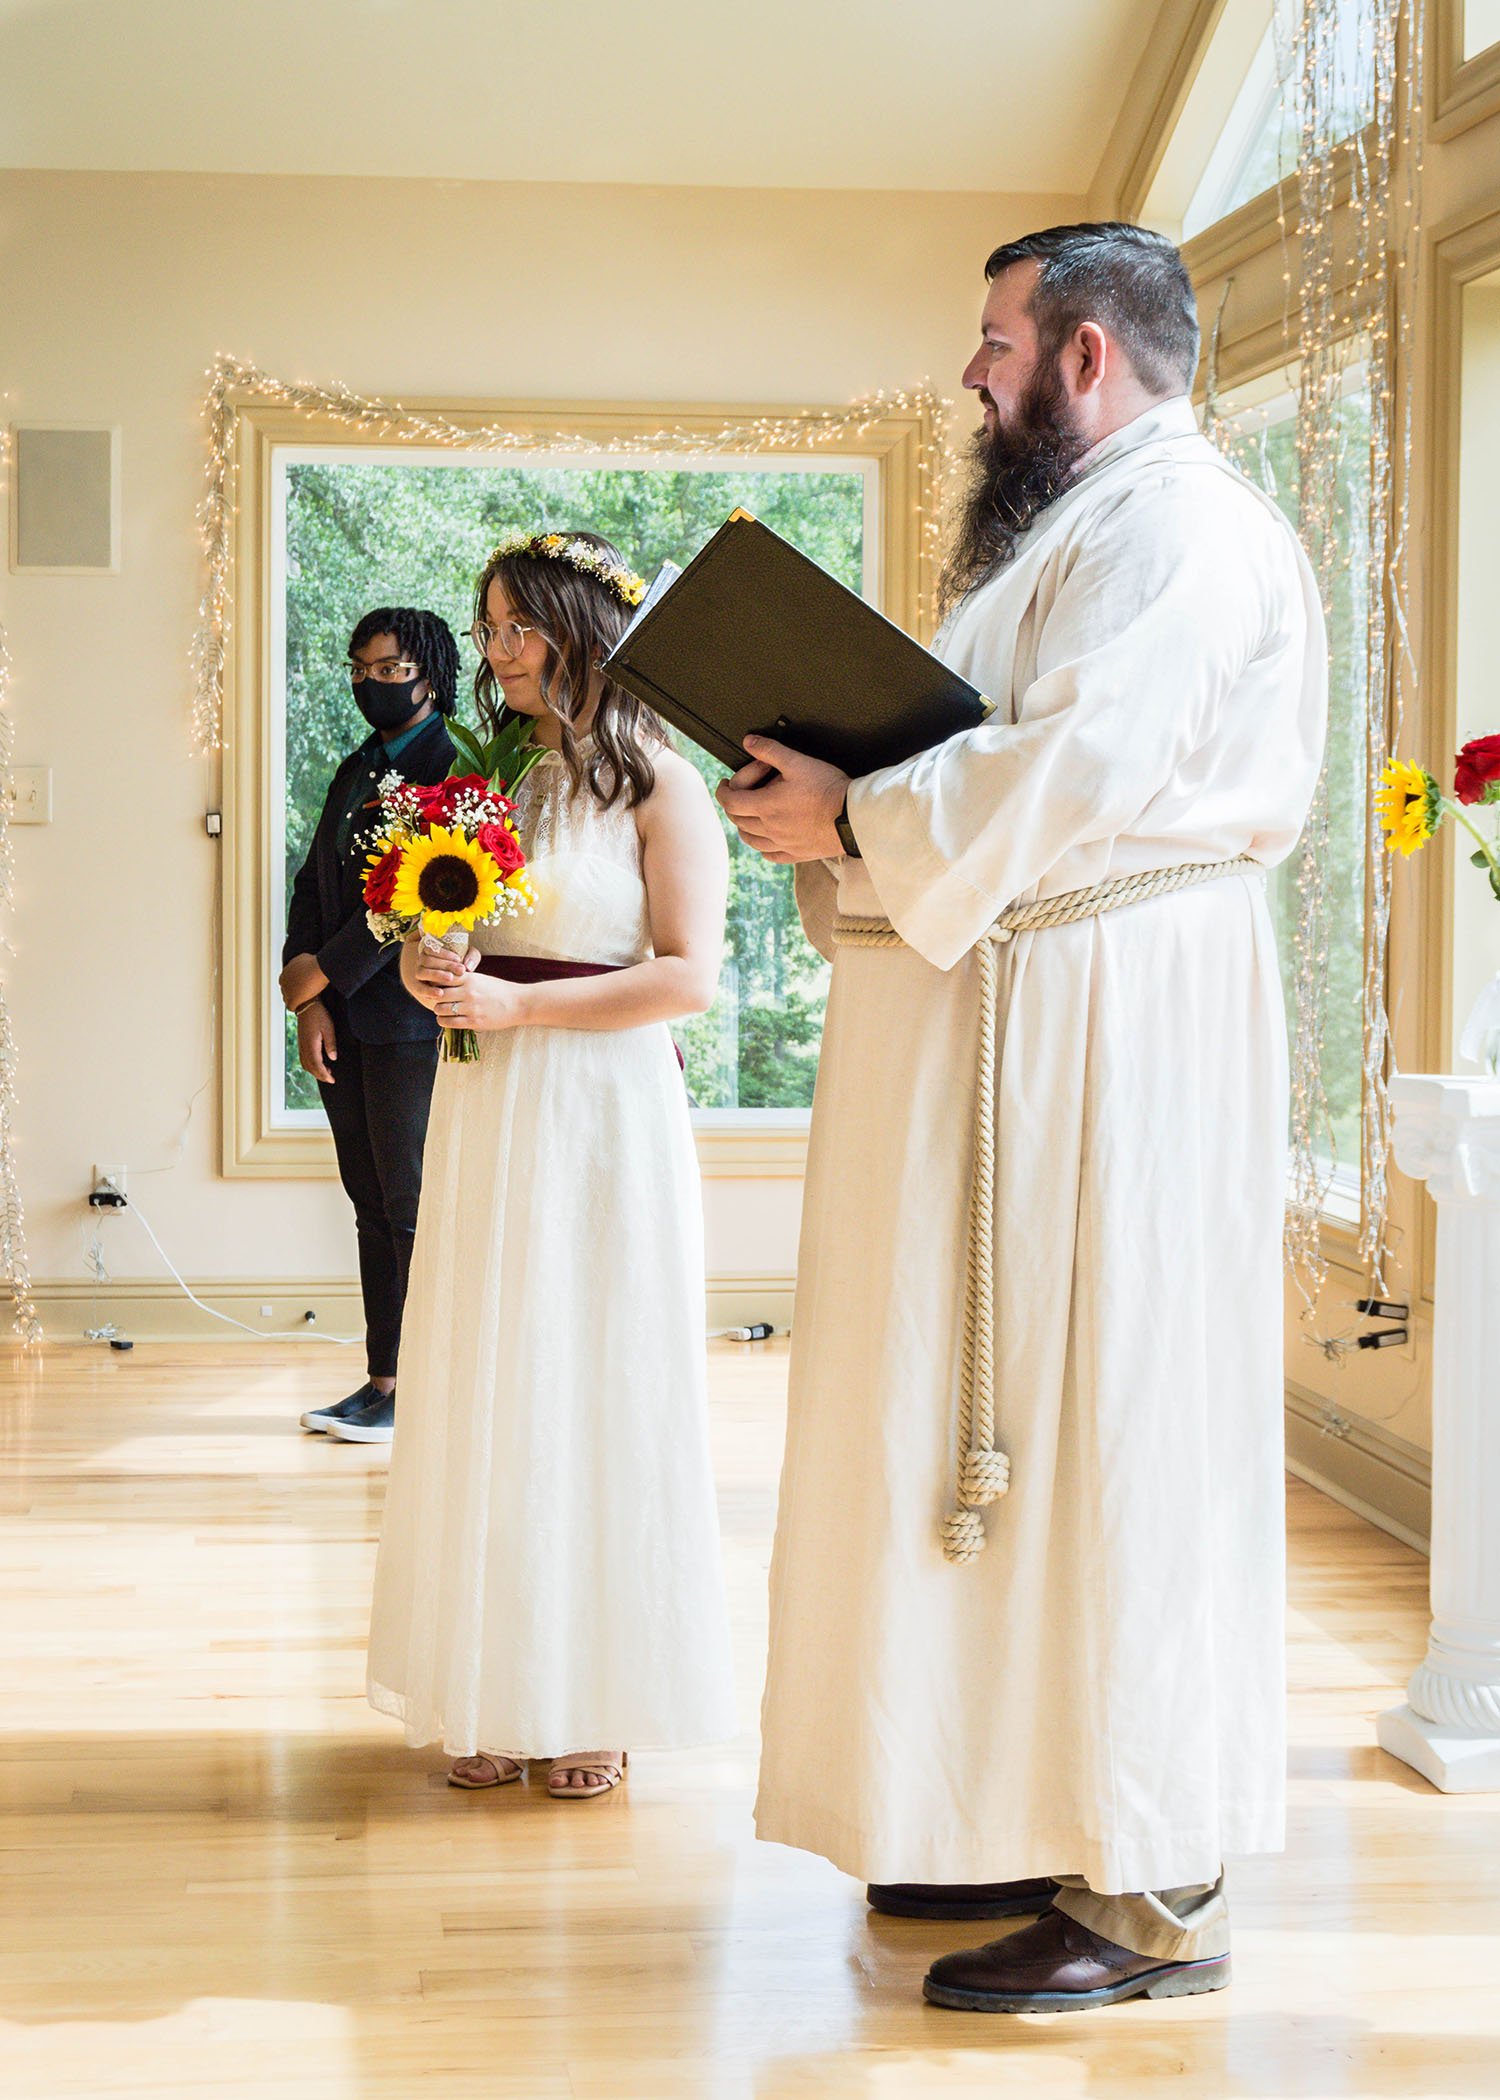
top-left (270, 449), bottom-right (871, 1128)
top-left (1214, 369), bottom-right (1372, 1205)
top-left (222, 395), bottom-right (933, 1179)
top-left (1148, 0), bottom-right (1377, 241)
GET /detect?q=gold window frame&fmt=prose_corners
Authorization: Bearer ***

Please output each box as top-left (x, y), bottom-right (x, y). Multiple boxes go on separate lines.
top-left (1431, 0), bottom-right (1500, 140)
top-left (219, 394), bottom-right (937, 1180)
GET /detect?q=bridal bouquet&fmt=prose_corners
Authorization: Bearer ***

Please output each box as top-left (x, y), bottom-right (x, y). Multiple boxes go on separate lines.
top-left (363, 771), bottom-right (535, 1062)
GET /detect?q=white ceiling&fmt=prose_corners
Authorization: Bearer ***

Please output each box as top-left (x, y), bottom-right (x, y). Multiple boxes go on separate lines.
top-left (0, 0), bottom-right (1151, 193)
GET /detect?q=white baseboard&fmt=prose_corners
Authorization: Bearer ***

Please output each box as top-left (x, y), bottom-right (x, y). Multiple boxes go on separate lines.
top-left (1284, 1383), bottom-right (1431, 1554)
top-left (17, 1274), bottom-right (798, 1346)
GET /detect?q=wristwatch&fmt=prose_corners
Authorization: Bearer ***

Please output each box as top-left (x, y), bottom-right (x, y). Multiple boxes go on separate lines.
top-left (834, 789), bottom-right (862, 860)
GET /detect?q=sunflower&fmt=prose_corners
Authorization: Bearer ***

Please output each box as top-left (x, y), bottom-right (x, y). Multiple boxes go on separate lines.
top-left (390, 825), bottom-right (503, 933)
top-left (1376, 758), bottom-right (1443, 858)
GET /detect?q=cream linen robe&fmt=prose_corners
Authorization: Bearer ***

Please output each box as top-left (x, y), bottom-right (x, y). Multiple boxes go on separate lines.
top-left (754, 397), bottom-right (1327, 1895)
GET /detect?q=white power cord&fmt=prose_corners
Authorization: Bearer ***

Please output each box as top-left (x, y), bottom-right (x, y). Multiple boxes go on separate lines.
top-left (96, 1186), bottom-right (772, 1352)
top-left (98, 1186), bottom-right (356, 1346)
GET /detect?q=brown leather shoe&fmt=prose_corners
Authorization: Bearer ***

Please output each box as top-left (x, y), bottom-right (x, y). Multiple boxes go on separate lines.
top-left (923, 1907), bottom-right (1230, 2012)
top-left (867, 1877), bottom-right (1058, 1921)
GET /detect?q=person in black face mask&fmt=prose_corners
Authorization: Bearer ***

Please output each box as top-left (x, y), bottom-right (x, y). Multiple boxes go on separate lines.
top-left (280, 607), bottom-right (459, 1445)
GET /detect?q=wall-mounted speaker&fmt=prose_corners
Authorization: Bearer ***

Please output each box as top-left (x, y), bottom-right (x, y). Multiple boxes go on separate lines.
top-left (9, 424), bottom-right (121, 574)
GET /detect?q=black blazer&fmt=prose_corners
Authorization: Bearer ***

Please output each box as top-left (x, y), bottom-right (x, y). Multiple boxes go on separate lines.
top-left (283, 712), bottom-right (457, 1044)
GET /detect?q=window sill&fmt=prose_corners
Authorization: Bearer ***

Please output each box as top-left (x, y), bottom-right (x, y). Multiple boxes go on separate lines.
top-left (256, 1108), bottom-right (812, 1181)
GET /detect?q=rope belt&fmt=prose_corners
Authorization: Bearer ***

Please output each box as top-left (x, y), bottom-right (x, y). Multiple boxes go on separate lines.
top-left (832, 853), bottom-right (1261, 1566)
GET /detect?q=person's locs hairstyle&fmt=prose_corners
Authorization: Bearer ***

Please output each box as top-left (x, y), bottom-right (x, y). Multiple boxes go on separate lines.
top-left (348, 607), bottom-right (460, 713)
top-left (472, 532), bottom-right (664, 809)
top-left (983, 221), bottom-right (1199, 397)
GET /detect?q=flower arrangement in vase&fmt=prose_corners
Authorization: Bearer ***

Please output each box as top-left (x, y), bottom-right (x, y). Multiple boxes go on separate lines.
top-left (1378, 735), bottom-right (1500, 1074)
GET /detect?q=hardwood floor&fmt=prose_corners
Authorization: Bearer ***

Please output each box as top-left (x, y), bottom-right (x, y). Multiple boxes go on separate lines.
top-left (1, 1338), bottom-right (1496, 2099)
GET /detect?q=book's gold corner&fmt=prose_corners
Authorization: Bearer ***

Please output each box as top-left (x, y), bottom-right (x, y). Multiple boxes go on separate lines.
top-left (727, 507), bottom-right (758, 524)
top-left (978, 695), bottom-right (997, 718)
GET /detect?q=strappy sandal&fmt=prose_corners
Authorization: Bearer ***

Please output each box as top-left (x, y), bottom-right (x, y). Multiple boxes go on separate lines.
top-left (447, 1753), bottom-right (524, 1789)
top-left (546, 1751), bottom-right (628, 1800)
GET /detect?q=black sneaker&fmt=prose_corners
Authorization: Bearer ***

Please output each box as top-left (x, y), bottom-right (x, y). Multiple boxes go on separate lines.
top-left (329, 1389), bottom-right (396, 1443)
top-left (301, 1383), bottom-right (377, 1434)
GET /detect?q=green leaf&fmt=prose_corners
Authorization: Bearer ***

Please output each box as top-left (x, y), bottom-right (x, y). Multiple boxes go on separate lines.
top-left (447, 721), bottom-right (486, 773)
top-left (481, 718), bottom-right (545, 792)
top-left (1472, 849), bottom-right (1490, 869)
top-left (508, 743), bottom-right (547, 791)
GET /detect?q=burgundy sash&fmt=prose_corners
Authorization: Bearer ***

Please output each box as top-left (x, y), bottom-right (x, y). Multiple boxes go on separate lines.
top-left (475, 954), bottom-right (685, 1070)
top-left (475, 956), bottom-right (624, 985)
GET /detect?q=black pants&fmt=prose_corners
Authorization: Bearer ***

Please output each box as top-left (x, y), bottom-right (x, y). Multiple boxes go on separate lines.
top-left (319, 1030), bottom-right (440, 1380)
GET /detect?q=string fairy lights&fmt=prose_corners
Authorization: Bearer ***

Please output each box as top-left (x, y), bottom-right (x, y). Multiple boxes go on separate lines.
top-left (1282, 0), bottom-right (1423, 1300)
top-left (1209, 0), bottom-right (1423, 1297)
top-left (0, 606), bottom-right (41, 1346)
top-left (190, 356), bottom-right (956, 755)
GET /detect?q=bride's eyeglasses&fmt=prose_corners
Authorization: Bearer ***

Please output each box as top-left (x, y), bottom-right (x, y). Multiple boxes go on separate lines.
top-left (469, 618), bottom-right (534, 662)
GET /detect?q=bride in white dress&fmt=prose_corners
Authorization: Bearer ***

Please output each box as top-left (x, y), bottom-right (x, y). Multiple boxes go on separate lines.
top-left (366, 531), bottom-right (736, 1798)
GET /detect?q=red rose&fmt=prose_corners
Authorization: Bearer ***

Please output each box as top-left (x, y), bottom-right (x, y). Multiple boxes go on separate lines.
top-left (408, 782), bottom-right (451, 825)
top-left (477, 820), bottom-right (525, 876)
top-left (363, 841), bottom-right (403, 912)
top-left (1455, 735), bottom-right (1500, 806)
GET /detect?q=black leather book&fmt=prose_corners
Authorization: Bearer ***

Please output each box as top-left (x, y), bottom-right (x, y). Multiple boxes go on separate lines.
top-left (604, 511), bottom-right (992, 775)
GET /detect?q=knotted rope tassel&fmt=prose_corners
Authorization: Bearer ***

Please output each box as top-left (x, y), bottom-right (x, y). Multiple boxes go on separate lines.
top-left (834, 853), bottom-right (1259, 1565)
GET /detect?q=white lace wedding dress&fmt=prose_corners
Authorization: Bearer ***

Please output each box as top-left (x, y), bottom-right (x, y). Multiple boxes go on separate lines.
top-left (367, 746), bottom-right (736, 1755)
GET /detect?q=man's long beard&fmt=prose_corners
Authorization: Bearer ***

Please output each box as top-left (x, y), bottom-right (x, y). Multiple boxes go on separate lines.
top-left (939, 358), bottom-right (1091, 615)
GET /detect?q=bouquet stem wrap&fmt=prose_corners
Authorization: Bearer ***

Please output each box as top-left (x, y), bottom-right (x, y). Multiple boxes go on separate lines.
top-left (424, 926), bottom-right (480, 1063)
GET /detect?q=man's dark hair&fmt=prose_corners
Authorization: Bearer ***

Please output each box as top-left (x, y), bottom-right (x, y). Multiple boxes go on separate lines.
top-left (348, 606), bottom-right (460, 714)
top-left (984, 222), bottom-right (1199, 395)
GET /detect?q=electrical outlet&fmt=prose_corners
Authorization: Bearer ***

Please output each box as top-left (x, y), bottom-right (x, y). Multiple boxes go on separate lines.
top-left (92, 1163), bottom-right (127, 1198)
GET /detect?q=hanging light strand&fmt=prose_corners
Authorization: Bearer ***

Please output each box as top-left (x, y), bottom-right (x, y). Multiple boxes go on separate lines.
top-left (190, 357), bottom-right (956, 755)
top-left (1279, 0), bottom-right (1423, 1298)
top-left (1356, 0), bottom-right (1423, 1293)
top-left (1207, 0), bottom-right (1422, 1299)
top-left (0, 593), bottom-right (42, 1347)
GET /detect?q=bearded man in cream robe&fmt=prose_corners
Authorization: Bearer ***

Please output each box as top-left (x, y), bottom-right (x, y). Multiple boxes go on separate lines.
top-left (719, 222), bottom-right (1326, 2014)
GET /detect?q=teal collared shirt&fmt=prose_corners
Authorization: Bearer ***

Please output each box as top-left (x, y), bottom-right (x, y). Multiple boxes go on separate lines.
top-left (381, 714), bottom-right (433, 767)
top-left (335, 712), bottom-right (446, 864)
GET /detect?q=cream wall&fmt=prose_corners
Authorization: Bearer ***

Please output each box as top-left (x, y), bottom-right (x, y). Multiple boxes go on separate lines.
top-left (0, 169), bottom-right (1082, 1330)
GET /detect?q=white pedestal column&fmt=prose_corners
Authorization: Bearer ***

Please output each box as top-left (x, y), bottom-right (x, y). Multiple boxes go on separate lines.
top-left (1378, 1074), bottom-right (1500, 1790)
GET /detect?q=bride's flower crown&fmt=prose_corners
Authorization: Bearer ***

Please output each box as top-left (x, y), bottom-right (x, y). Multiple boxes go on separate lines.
top-left (487, 530), bottom-right (647, 608)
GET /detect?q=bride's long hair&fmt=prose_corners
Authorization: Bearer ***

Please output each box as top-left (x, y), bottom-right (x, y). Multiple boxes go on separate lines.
top-left (473, 532), bottom-right (665, 810)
